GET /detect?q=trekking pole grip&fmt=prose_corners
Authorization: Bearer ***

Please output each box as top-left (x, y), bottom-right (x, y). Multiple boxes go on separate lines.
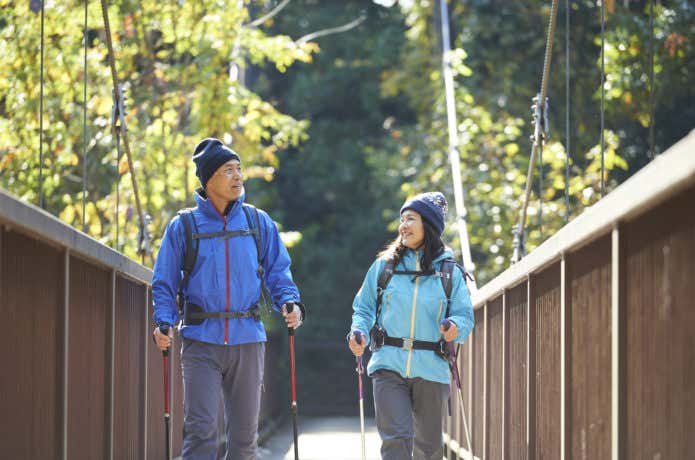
top-left (286, 302), bottom-right (295, 336)
top-left (159, 324), bottom-right (170, 357)
top-left (440, 319), bottom-right (452, 331)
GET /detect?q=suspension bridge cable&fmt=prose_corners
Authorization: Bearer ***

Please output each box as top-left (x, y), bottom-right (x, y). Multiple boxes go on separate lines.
top-left (38, 2), bottom-right (45, 209)
top-left (82, 0), bottom-right (88, 233)
top-left (565, 0), bottom-right (571, 223)
top-left (600, 0), bottom-right (605, 197)
top-left (115, 130), bottom-right (121, 252)
top-left (439, 0), bottom-right (477, 292)
top-left (648, 0), bottom-right (656, 159)
top-left (539, 132), bottom-right (544, 241)
top-left (511, 0), bottom-right (560, 263)
top-left (99, 0), bottom-right (151, 262)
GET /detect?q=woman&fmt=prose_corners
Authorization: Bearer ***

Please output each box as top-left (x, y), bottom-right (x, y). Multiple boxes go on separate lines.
top-left (348, 192), bottom-right (474, 460)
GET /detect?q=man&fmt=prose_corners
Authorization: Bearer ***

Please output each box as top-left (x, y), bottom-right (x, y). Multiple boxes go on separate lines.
top-left (152, 137), bottom-right (304, 460)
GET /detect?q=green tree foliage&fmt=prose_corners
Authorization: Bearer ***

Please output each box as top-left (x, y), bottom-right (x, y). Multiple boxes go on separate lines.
top-left (0, 0), bottom-right (316, 260)
top-left (378, 0), bottom-right (692, 282)
top-left (256, 0), bottom-right (691, 414)
top-left (253, 0), bottom-right (415, 414)
top-left (1, 0), bottom-right (692, 418)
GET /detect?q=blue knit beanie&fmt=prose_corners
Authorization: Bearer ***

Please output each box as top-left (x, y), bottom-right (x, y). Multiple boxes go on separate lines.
top-left (400, 192), bottom-right (448, 236)
top-left (192, 138), bottom-right (240, 187)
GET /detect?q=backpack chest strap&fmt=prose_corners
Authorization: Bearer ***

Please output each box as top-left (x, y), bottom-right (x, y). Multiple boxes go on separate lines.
top-left (192, 228), bottom-right (258, 240)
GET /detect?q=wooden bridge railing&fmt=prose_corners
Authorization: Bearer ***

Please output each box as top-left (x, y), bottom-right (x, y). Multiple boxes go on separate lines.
top-left (0, 189), bottom-right (285, 459)
top-left (444, 130), bottom-right (695, 460)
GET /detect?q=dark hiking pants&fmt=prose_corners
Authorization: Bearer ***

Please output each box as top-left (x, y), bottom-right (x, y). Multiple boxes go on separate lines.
top-left (372, 369), bottom-right (450, 460)
top-left (181, 339), bottom-right (264, 460)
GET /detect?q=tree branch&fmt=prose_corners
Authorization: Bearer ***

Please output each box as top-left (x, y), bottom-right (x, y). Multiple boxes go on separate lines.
top-left (245, 0), bottom-right (292, 28)
top-left (296, 15), bottom-right (366, 45)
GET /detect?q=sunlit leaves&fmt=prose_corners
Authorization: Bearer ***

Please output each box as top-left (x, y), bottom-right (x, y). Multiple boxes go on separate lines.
top-left (0, 1), bottom-right (315, 264)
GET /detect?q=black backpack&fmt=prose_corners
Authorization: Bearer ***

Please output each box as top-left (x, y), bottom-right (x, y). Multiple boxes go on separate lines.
top-left (175, 204), bottom-right (269, 319)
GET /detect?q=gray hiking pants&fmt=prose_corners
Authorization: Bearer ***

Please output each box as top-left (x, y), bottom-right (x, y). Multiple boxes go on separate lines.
top-left (372, 369), bottom-right (450, 460)
top-left (181, 339), bottom-right (264, 460)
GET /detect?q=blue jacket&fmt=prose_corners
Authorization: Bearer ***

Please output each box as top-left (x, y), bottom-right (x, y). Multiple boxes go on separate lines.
top-left (350, 248), bottom-right (474, 384)
top-left (152, 189), bottom-right (300, 346)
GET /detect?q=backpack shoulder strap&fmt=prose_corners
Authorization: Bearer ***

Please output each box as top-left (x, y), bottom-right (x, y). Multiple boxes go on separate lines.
top-left (242, 204), bottom-right (271, 307)
top-left (176, 208), bottom-right (199, 318)
top-left (439, 259), bottom-right (456, 318)
top-left (242, 204), bottom-right (264, 266)
top-left (440, 259), bottom-right (456, 300)
top-left (439, 259), bottom-right (475, 319)
top-left (177, 209), bottom-right (199, 280)
top-left (375, 258), bottom-right (396, 322)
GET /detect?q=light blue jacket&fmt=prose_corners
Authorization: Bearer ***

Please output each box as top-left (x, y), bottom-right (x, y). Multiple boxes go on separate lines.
top-left (350, 248), bottom-right (474, 384)
top-left (152, 189), bottom-right (300, 346)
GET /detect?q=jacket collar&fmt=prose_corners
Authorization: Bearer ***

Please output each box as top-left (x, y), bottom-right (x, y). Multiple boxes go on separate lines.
top-left (194, 187), bottom-right (247, 221)
top-left (401, 247), bottom-right (454, 268)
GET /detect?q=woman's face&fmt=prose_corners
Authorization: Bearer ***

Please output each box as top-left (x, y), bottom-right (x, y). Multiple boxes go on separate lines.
top-left (399, 209), bottom-right (425, 250)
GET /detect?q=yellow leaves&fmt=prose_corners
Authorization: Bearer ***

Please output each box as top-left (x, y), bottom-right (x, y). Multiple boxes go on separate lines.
top-left (504, 143), bottom-right (519, 156)
top-left (637, 113), bottom-right (651, 128)
top-left (280, 231), bottom-right (302, 249)
top-left (2, 0), bottom-right (312, 259)
top-left (62, 152), bottom-right (79, 167)
top-left (59, 205), bottom-right (76, 225)
top-left (118, 156), bottom-right (130, 175)
top-left (0, 151), bottom-right (16, 170)
top-left (261, 146), bottom-right (279, 168)
top-left (449, 48), bottom-right (472, 78)
top-left (244, 165), bottom-right (275, 182)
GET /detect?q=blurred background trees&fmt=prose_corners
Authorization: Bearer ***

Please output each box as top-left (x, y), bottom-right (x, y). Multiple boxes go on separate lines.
top-left (1, 0), bottom-right (692, 414)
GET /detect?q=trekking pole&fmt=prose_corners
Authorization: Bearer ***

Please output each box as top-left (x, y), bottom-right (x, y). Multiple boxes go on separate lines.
top-left (354, 331), bottom-right (367, 460)
top-left (159, 324), bottom-right (171, 460)
top-left (286, 303), bottom-right (299, 460)
top-left (441, 319), bottom-right (472, 460)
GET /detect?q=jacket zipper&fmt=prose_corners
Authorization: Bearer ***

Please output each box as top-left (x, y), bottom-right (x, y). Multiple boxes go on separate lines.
top-left (405, 254), bottom-right (421, 377)
top-left (223, 217), bottom-right (230, 345)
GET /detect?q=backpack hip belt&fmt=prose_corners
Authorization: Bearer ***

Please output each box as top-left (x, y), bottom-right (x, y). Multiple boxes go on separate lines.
top-left (370, 326), bottom-right (451, 359)
top-left (382, 335), bottom-right (440, 351)
top-left (184, 303), bottom-right (261, 325)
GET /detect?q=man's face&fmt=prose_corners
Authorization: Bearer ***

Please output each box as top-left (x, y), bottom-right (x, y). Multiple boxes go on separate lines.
top-left (206, 159), bottom-right (243, 202)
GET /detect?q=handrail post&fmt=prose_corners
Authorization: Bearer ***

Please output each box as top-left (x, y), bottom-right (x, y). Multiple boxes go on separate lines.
top-left (62, 250), bottom-right (70, 460)
top-left (560, 255), bottom-right (568, 460)
top-left (611, 226), bottom-right (624, 460)
top-left (527, 276), bottom-right (536, 459)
